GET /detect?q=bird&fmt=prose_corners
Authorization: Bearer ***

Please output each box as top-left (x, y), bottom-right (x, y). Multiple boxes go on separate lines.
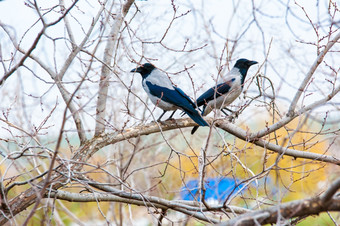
top-left (191, 58), bottom-right (258, 134)
top-left (130, 63), bottom-right (209, 127)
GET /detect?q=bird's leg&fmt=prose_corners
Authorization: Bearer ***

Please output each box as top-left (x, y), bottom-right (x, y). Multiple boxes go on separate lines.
top-left (166, 110), bottom-right (177, 120)
top-left (221, 108), bottom-right (230, 116)
top-left (157, 110), bottom-right (167, 122)
top-left (223, 108), bottom-right (234, 113)
top-left (222, 108), bottom-right (240, 123)
top-left (201, 105), bottom-right (206, 116)
top-left (227, 108), bottom-right (240, 119)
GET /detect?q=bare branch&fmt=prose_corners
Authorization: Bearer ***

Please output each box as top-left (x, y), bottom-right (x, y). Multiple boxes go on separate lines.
top-left (94, 0), bottom-right (135, 136)
top-left (321, 178), bottom-right (340, 204)
top-left (0, 0), bottom-right (79, 86)
top-left (0, 28), bottom-right (45, 86)
top-left (216, 120), bottom-right (340, 165)
top-left (249, 82), bottom-right (340, 140)
top-left (69, 118), bottom-right (340, 166)
top-left (47, 189), bottom-right (248, 223)
top-left (56, 0), bottom-right (108, 81)
top-left (288, 31), bottom-right (340, 116)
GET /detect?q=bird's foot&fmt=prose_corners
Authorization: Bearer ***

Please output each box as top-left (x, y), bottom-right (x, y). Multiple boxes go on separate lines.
top-left (232, 110), bottom-right (239, 118)
top-left (156, 120), bottom-right (167, 125)
top-left (227, 110), bottom-right (240, 123)
top-left (228, 115), bottom-right (236, 123)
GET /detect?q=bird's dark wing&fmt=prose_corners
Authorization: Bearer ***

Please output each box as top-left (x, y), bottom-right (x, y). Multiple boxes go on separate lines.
top-left (146, 81), bottom-right (195, 112)
top-left (174, 86), bottom-right (196, 108)
top-left (196, 79), bottom-right (235, 107)
top-left (146, 81), bottom-right (208, 126)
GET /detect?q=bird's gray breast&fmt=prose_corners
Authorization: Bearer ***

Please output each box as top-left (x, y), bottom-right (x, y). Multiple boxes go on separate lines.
top-left (203, 72), bottom-right (243, 116)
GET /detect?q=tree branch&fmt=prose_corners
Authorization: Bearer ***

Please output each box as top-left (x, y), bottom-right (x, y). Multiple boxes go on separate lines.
top-left (215, 120), bottom-right (340, 165)
top-left (287, 31), bottom-right (340, 116)
top-left (72, 118), bottom-right (340, 166)
top-left (56, 0), bottom-right (107, 81)
top-left (94, 0), bottom-right (135, 136)
top-left (0, 0), bottom-right (78, 86)
top-left (250, 81), bottom-right (340, 140)
top-left (321, 177), bottom-right (340, 204)
top-left (47, 189), bottom-right (248, 223)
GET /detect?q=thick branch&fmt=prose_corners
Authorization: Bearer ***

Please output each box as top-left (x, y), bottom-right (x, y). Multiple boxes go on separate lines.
top-left (17, 49), bottom-right (87, 144)
top-left (94, 0), bottom-right (135, 136)
top-left (47, 189), bottom-right (249, 223)
top-left (215, 120), bottom-right (340, 165)
top-left (218, 198), bottom-right (340, 225)
top-left (56, 82), bottom-right (87, 144)
top-left (218, 178), bottom-right (340, 225)
top-left (321, 177), bottom-right (340, 203)
top-left (51, 1), bottom-right (108, 144)
top-left (73, 118), bottom-right (340, 166)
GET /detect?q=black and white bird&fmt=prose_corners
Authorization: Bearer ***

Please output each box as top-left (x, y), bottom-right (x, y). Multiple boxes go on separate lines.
top-left (191, 58), bottom-right (258, 134)
top-left (131, 63), bottom-right (209, 127)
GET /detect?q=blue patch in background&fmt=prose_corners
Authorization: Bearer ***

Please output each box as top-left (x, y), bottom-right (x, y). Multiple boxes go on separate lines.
top-left (180, 178), bottom-right (242, 202)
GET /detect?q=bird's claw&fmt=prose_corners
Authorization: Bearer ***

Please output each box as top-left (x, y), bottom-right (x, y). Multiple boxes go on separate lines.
top-left (156, 120), bottom-right (167, 125)
top-left (228, 115), bottom-right (236, 123)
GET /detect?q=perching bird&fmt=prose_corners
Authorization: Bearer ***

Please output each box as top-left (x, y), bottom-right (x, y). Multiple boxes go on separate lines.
top-left (191, 58), bottom-right (258, 134)
top-left (130, 63), bottom-right (209, 127)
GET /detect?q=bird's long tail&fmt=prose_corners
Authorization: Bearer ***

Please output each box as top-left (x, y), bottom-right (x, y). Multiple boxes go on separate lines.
top-left (191, 106), bottom-right (207, 134)
top-left (191, 125), bottom-right (199, 134)
top-left (184, 110), bottom-right (208, 128)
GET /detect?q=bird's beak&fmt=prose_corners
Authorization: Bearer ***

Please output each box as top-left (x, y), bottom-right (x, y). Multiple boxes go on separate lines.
top-left (131, 65), bottom-right (143, 73)
top-left (130, 67), bottom-right (138, 73)
top-left (248, 61), bottom-right (258, 66)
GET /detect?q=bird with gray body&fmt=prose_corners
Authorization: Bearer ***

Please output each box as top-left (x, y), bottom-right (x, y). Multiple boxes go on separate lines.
top-left (130, 63), bottom-right (209, 127)
top-left (191, 58), bottom-right (258, 134)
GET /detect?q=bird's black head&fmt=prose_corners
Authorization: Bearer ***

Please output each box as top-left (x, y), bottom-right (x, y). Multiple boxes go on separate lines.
top-left (130, 63), bottom-right (156, 78)
top-left (234, 58), bottom-right (258, 71)
top-left (233, 58), bottom-right (258, 83)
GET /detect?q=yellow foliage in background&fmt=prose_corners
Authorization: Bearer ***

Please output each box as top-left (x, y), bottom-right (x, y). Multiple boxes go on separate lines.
top-left (162, 115), bottom-right (329, 206)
